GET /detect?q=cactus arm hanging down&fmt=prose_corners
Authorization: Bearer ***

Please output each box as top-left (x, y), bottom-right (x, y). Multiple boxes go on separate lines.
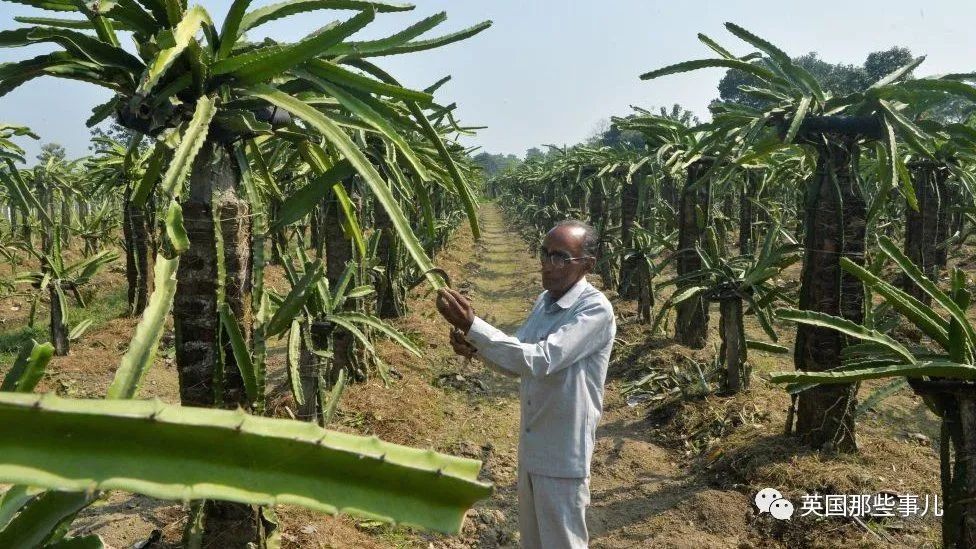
top-left (0, 393), bottom-right (492, 534)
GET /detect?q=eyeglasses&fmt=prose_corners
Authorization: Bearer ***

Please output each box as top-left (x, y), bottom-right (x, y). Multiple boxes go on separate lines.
top-left (539, 249), bottom-right (592, 267)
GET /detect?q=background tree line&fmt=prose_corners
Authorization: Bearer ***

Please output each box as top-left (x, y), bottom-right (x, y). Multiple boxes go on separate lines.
top-left (473, 45), bottom-right (976, 168)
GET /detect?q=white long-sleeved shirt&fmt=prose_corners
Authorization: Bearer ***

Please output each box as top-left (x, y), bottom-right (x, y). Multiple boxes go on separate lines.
top-left (466, 277), bottom-right (615, 478)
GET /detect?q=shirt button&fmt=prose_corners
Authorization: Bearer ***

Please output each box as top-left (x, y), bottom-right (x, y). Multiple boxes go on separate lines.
top-left (527, 400), bottom-right (531, 406)
top-left (525, 428), bottom-right (531, 433)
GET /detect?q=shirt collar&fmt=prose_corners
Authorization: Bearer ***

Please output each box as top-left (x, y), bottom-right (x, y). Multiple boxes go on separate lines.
top-left (548, 277), bottom-right (589, 310)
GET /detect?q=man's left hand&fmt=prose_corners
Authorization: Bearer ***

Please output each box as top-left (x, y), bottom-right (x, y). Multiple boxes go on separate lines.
top-left (436, 288), bottom-right (474, 332)
top-left (449, 328), bottom-right (477, 358)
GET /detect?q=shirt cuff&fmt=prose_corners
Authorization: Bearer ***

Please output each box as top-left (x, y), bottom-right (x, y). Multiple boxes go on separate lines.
top-left (466, 316), bottom-right (496, 350)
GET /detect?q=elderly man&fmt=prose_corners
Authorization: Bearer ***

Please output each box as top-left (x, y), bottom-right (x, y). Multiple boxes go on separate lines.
top-left (435, 219), bottom-right (616, 549)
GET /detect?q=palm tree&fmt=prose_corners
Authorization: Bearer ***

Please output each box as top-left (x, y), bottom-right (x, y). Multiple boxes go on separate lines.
top-left (0, 0), bottom-right (489, 396)
top-left (0, 123), bottom-right (39, 256)
top-left (656, 226), bottom-right (799, 393)
top-left (0, 0), bottom-right (490, 541)
top-left (616, 112), bottom-right (735, 348)
top-left (899, 125), bottom-right (976, 302)
top-left (641, 22), bottom-right (976, 452)
top-left (772, 236), bottom-right (976, 548)
top-left (15, 245), bottom-right (117, 355)
top-left (87, 136), bottom-right (155, 313)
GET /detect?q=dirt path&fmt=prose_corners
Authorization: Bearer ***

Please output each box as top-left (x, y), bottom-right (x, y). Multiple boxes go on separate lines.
top-left (0, 199), bottom-right (944, 548)
top-left (444, 205), bottom-right (940, 548)
top-left (451, 204), bottom-right (694, 546)
top-left (6, 203), bottom-right (800, 547)
top-left (386, 203), bottom-right (756, 548)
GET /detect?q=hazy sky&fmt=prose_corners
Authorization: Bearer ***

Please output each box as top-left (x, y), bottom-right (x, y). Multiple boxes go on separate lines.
top-left (1, 0), bottom-right (975, 161)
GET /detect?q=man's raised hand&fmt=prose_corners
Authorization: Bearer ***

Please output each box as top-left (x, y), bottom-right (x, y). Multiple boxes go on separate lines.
top-left (435, 288), bottom-right (474, 332)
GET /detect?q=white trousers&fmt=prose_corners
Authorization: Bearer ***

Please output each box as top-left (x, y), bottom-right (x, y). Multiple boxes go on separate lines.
top-left (517, 469), bottom-right (590, 549)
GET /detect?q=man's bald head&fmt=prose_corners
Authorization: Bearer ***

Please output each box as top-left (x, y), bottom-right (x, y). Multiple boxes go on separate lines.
top-left (549, 220), bottom-right (598, 258)
top-left (539, 220), bottom-right (597, 299)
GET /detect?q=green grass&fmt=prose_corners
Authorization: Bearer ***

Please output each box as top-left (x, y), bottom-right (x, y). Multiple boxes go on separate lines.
top-left (369, 522), bottom-right (425, 548)
top-left (0, 324), bottom-right (47, 355)
top-left (0, 285), bottom-right (128, 367)
top-left (67, 286), bottom-right (129, 333)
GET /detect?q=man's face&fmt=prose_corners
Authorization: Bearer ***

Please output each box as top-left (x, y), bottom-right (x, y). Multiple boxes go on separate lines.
top-left (539, 226), bottom-right (593, 295)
